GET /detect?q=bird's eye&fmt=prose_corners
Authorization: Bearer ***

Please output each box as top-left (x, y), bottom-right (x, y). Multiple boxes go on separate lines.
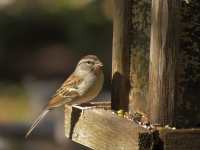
top-left (86, 61), bottom-right (92, 64)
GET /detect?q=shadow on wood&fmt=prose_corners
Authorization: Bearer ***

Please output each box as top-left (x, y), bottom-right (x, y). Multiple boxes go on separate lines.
top-left (69, 107), bottom-right (81, 139)
top-left (111, 72), bottom-right (130, 111)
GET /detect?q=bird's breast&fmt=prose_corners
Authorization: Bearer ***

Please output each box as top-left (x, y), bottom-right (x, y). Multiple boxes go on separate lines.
top-left (73, 72), bottom-right (104, 104)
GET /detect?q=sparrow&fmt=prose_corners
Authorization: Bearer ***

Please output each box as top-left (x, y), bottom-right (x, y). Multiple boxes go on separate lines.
top-left (25, 55), bottom-right (104, 138)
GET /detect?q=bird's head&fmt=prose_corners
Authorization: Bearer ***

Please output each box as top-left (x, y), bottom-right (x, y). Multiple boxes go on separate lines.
top-left (75, 55), bottom-right (103, 75)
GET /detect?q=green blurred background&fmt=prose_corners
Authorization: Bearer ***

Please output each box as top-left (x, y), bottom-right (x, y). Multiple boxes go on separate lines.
top-left (0, 0), bottom-right (112, 149)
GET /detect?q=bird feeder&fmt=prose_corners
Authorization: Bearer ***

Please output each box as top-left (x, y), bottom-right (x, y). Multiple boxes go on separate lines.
top-left (64, 0), bottom-right (200, 149)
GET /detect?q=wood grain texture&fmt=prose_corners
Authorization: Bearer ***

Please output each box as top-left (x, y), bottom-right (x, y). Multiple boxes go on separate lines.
top-left (148, 0), bottom-right (178, 126)
top-left (64, 104), bottom-right (200, 150)
top-left (111, 0), bottom-right (130, 111)
top-left (64, 104), bottom-right (152, 150)
top-left (129, 0), bottom-right (151, 115)
top-left (158, 128), bottom-right (200, 150)
top-left (149, 0), bottom-right (200, 128)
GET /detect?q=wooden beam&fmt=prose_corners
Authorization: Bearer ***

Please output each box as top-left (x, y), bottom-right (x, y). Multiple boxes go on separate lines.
top-left (64, 104), bottom-right (200, 150)
top-left (111, 0), bottom-right (130, 111)
top-left (157, 128), bottom-right (200, 150)
top-left (64, 104), bottom-right (153, 150)
top-left (148, 0), bottom-right (178, 126)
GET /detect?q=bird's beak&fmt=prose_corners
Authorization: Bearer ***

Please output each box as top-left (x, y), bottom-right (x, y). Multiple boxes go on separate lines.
top-left (96, 62), bottom-right (103, 67)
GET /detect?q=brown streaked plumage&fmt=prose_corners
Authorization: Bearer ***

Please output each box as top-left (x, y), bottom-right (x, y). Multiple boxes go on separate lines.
top-left (25, 55), bottom-right (104, 138)
top-left (50, 74), bottom-right (82, 106)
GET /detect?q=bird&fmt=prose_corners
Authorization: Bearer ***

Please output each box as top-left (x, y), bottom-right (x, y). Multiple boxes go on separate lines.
top-left (25, 55), bottom-right (104, 138)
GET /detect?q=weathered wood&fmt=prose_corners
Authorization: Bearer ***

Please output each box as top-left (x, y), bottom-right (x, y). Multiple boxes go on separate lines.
top-left (148, 0), bottom-right (178, 126)
top-left (64, 104), bottom-right (153, 150)
top-left (64, 103), bottom-right (200, 150)
top-left (111, 0), bottom-right (130, 111)
top-left (129, 0), bottom-right (151, 115)
top-left (149, 0), bottom-right (200, 128)
top-left (157, 128), bottom-right (200, 150)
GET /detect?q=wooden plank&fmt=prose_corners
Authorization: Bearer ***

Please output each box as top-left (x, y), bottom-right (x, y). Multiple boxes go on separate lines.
top-left (148, 0), bottom-right (179, 126)
top-left (64, 103), bottom-right (153, 150)
top-left (158, 128), bottom-right (200, 150)
top-left (64, 104), bottom-right (200, 150)
top-left (111, 0), bottom-right (130, 111)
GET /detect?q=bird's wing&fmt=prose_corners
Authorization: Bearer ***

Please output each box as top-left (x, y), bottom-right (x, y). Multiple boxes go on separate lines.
top-left (47, 74), bottom-right (83, 108)
top-left (25, 74), bottom-right (83, 138)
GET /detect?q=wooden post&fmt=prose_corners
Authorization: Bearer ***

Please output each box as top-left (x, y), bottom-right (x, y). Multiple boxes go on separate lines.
top-left (111, 0), bottom-right (130, 111)
top-left (112, 0), bottom-right (152, 116)
top-left (148, 0), bottom-right (178, 126)
top-left (149, 0), bottom-right (200, 128)
top-left (129, 0), bottom-right (151, 115)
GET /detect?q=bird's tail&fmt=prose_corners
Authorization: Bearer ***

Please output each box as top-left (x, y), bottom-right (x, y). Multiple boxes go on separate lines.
top-left (25, 109), bottom-right (49, 138)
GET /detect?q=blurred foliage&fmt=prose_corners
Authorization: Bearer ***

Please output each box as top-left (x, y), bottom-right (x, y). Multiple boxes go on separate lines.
top-left (0, 0), bottom-right (112, 51)
top-left (0, 83), bottom-right (28, 122)
top-left (0, 0), bottom-right (113, 124)
top-left (0, 0), bottom-right (112, 80)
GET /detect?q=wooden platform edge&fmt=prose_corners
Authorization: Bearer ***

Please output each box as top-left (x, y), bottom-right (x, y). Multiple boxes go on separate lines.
top-left (156, 128), bottom-right (200, 150)
top-left (64, 103), bottom-right (200, 150)
top-left (64, 103), bottom-right (153, 150)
